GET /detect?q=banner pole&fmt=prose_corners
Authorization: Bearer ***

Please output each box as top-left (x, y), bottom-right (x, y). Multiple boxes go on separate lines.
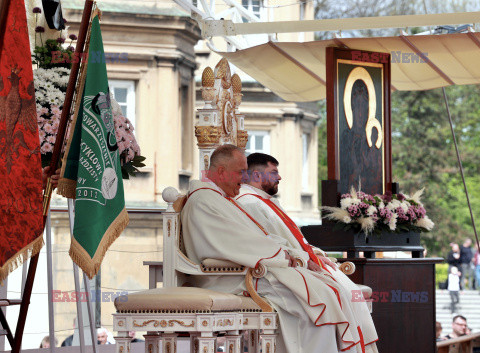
top-left (46, 211), bottom-right (56, 353)
top-left (83, 272), bottom-right (99, 352)
top-left (43, 0), bottom-right (95, 215)
top-left (69, 199), bottom-right (86, 353)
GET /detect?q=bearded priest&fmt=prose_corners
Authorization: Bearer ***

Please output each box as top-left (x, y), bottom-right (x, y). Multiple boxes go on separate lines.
top-left (181, 144), bottom-right (378, 353)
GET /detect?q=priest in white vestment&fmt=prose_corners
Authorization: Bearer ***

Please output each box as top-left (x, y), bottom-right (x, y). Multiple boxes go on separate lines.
top-left (181, 145), bottom-right (378, 353)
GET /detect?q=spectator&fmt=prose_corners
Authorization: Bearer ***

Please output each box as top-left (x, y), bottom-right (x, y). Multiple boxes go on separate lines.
top-left (447, 243), bottom-right (462, 273)
top-left (97, 327), bottom-right (109, 344)
top-left (40, 336), bottom-right (58, 348)
top-left (460, 239), bottom-right (474, 289)
top-left (447, 266), bottom-right (461, 313)
top-left (474, 243), bottom-right (480, 292)
top-left (129, 331), bottom-right (144, 343)
top-left (61, 318), bottom-right (75, 347)
top-left (436, 321), bottom-right (445, 341)
top-left (443, 315), bottom-right (468, 339)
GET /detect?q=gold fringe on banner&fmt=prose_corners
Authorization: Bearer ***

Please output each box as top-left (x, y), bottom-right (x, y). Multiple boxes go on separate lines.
top-left (69, 208), bottom-right (129, 279)
top-left (0, 236), bottom-right (44, 284)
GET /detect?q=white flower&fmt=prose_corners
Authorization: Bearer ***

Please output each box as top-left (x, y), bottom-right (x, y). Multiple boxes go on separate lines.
top-left (388, 214), bottom-right (398, 231)
top-left (340, 198), bottom-right (352, 209)
top-left (343, 216), bottom-right (352, 224)
top-left (367, 205), bottom-right (377, 216)
top-left (415, 216), bottom-right (434, 231)
top-left (359, 217), bottom-right (375, 234)
top-left (400, 201), bottom-right (409, 213)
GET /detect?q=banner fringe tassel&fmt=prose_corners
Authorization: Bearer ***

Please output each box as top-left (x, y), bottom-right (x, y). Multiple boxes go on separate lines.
top-left (57, 179), bottom-right (77, 199)
top-left (0, 236), bottom-right (44, 285)
top-left (69, 207), bottom-right (129, 279)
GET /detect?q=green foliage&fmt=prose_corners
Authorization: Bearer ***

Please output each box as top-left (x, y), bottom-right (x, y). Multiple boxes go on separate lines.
top-left (121, 155), bottom-right (146, 179)
top-left (435, 263), bottom-right (449, 289)
top-left (33, 39), bottom-right (73, 70)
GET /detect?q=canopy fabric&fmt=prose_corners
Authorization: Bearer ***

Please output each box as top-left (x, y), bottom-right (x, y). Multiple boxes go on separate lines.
top-left (218, 32), bottom-right (480, 102)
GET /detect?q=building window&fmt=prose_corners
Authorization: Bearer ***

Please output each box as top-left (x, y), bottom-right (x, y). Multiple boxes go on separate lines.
top-left (109, 80), bottom-right (136, 128)
top-left (302, 133), bottom-right (309, 191)
top-left (299, 0), bottom-right (305, 20)
top-left (246, 130), bottom-right (270, 156)
top-left (242, 0), bottom-right (263, 20)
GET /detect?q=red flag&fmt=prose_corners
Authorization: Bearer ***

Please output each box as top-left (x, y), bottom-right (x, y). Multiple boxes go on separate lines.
top-left (0, 0), bottom-right (44, 282)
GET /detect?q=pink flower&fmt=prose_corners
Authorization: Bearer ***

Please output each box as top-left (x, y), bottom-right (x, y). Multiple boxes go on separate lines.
top-left (117, 141), bottom-right (126, 153)
top-left (127, 149), bottom-right (135, 161)
top-left (44, 124), bottom-right (54, 134)
top-left (41, 143), bottom-right (53, 153)
top-left (38, 130), bottom-right (46, 141)
top-left (51, 105), bottom-right (61, 117)
top-left (47, 135), bottom-right (56, 144)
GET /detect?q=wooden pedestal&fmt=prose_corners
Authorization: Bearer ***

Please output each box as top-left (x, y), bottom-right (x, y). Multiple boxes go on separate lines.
top-left (339, 257), bottom-right (443, 353)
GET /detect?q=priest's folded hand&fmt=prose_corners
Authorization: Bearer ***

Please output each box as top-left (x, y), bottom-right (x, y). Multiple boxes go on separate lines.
top-left (307, 259), bottom-right (322, 272)
top-left (284, 250), bottom-right (297, 267)
top-left (320, 256), bottom-right (338, 271)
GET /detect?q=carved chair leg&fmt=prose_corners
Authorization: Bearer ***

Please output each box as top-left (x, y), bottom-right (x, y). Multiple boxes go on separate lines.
top-left (115, 332), bottom-right (131, 353)
top-left (225, 331), bottom-right (242, 353)
top-left (260, 332), bottom-right (276, 353)
top-left (190, 333), bottom-right (199, 353)
top-left (198, 333), bottom-right (216, 353)
top-left (162, 333), bottom-right (179, 353)
top-left (144, 333), bottom-right (161, 353)
top-left (247, 330), bottom-right (259, 353)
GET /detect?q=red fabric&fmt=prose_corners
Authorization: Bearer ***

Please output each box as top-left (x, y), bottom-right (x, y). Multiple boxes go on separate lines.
top-left (0, 0), bottom-right (43, 276)
top-left (238, 193), bottom-right (328, 270)
top-left (188, 187), bottom-right (268, 235)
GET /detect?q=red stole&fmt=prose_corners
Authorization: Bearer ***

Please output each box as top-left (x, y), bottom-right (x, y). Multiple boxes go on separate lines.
top-left (239, 193), bottom-right (328, 270)
top-left (188, 187), bottom-right (268, 235)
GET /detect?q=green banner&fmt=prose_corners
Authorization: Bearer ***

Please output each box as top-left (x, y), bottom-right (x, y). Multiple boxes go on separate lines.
top-left (59, 15), bottom-right (129, 278)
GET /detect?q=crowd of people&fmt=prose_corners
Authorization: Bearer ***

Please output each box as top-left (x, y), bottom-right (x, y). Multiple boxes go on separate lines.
top-left (436, 315), bottom-right (471, 342)
top-left (445, 240), bottom-right (480, 313)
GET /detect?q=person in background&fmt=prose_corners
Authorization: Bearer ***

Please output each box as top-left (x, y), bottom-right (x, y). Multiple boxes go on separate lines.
top-left (447, 243), bottom-right (462, 274)
top-left (460, 239), bottom-right (474, 290)
top-left (443, 315), bottom-right (468, 339)
top-left (436, 322), bottom-right (445, 341)
top-left (474, 243), bottom-right (480, 292)
top-left (447, 266), bottom-right (461, 313)
top-left (61, 318), bottom-right (75, 346)
top-left (97, 327), bottom-right (110, 344)
top-left (129, 331), bottom-right (144, 343)
top-left (40, 336), bottom-right (58, 348)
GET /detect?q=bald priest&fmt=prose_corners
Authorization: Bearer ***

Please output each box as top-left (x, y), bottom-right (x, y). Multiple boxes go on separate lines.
top-left (181, 145), bottom-right (378, 353)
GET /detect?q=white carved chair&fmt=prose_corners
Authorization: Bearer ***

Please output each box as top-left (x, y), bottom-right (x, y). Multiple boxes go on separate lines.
top-left (112, 186), bottom-right (279, 353)
top-left (112, 58), bottom-right (372, 353)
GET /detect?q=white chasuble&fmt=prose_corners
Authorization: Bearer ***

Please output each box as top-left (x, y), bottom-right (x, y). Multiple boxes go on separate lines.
top-left (182, 181), bottom-right (377, 353)
top-left (235, 185), bottom-right (378, 353)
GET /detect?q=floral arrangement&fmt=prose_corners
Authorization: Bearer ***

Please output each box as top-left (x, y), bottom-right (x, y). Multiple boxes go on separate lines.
top-left (111, 98), bottom-right (145, 179)
top-left (28, 1), bottom-right (145, 177)
top-left (322, 187), bottom-right (435, 235)
top-left (29, 2), bottom-right (74, 166)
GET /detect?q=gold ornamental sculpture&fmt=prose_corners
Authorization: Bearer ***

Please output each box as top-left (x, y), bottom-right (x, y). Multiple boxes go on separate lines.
top-left (195, 58), bottom-right (248, 175)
